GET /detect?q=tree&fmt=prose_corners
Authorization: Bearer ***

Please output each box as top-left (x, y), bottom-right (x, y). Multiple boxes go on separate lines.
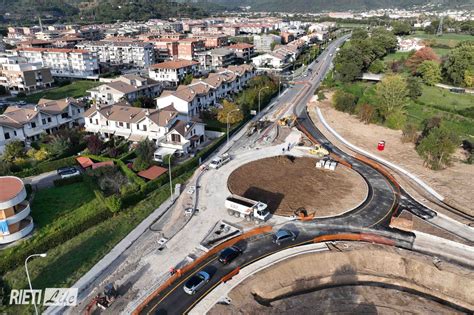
top-left (2, 140), bottom-right (24, 163)
top-left (465, 69), bottom-right (474, 88)
top-left (406, 76), bottom-right (423, 100)
top-left (418, 60), bottom-right (442, 86)
top-left (405, 47), bottom-right (440, 74)
top-left (182, 73), bottom-right (194, 85)
top-left (443, 41), bottom-right (474, 87)
top-left (133, 139), bottom-right (155, 172)
top-left (333, 90), bottom-right (357, 113)
top-left (401, 123), bottom-right (419, 143)
top-left (47, 135), bottom-right (70, 157)
top-left (87, 134), bottom-right (104, 155)
top-left (358, 103), bottom-right (375, 124)
top-left (351, 28), bottom-right (368, 40)
top-left (217, 100), bottom-right (244, 125)
top-left (392, 21), bottom-right (412, 35)
top-left (375, 74), bottom-right (408, 121)
top-left (416, 125), bottom-right (458, 170)
top-left (368, 59), bottom-right (386, 74)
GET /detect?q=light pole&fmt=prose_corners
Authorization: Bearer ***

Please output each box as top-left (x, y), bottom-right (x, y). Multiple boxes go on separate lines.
top-left (227, 108), bottom-right (240, 146)
top-left (168, 153), bottom-right (173, 200)
top-left (258, 86), bottom-right (269, 114)
top-left (25, 253), bottom-right (47, 315)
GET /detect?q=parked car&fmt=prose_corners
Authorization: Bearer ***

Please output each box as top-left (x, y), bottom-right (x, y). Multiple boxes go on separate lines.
top-left (183, 271), bottom-right (210, 295)
top-left (273, 229), bottom-right (296, 245)
top-left (58, 167), bottom-right (80, 179)
top-left (218, 246), bottom-right (242, 265)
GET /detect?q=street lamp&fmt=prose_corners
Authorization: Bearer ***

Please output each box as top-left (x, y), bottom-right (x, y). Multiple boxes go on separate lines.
top-left (227, 108), bottom-right (240, 146)
top-left (168, 153), bottom-right (173, 200)
top-left (258, 86), bottom-right (269, 114)
top-left (25, 253), bottom-right (47, 315)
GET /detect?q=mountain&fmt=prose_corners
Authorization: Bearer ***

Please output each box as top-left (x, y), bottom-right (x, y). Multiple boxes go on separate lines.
top-left (0, 0), bottom-right (209, 24)
top-left (198, 0), bottom-right (473, 12)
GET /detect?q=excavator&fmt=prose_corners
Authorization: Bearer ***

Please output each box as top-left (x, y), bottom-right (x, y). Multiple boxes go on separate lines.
top-left (294, 208), bottom-right (315, 220)
top-left (278, 114), bottom-right (297, 127)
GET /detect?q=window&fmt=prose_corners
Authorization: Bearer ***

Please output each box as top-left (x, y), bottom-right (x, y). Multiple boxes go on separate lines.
top-left (42, 118), bottom-right (46, 125)
top-left (171, 134), bottom-right (181, 142)
top-left (14, 131), bottom-right (17, 136)
top-left (126, 123), bottom-right (130, 129)
top-left (89, 118), bottom-right (93, 124)
top-left (4, 132), bottom-right (10, 140)
top-left (142, 125), bottom-right (147, 131)
top-left (31, 122), bottom-right (36, 128)
top-left (48, 117), bottom-right (52, 123)
top-left (61, 113), bottom-right (68, 119)
top-left (95, 119), bottom-right (99, 124)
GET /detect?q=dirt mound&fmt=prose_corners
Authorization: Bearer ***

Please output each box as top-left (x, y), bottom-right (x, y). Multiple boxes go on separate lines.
top-left (227, 156), bottom-right (367, 217)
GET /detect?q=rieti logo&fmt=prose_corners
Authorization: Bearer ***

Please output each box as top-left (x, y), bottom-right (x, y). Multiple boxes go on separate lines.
top-left (9, 288), bottom-right (78, 306)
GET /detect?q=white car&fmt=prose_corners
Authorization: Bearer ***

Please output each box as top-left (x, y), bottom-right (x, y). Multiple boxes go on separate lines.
top-left (58, 167), bottom-right (80, 179)
top-left (183, 271), bottom-right (210, 295)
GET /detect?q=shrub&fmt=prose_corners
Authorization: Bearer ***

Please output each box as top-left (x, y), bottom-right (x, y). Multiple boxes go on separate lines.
top-left (13, 156), bottom-right (77, 177)
top-left (333, 89), bottom-right (357, 113)
top-left (357, 103), bottom-right (375, 124)
top-left (416, 125), bottom-right (458, 170)
top-left (105, 195), bottom-right (122, 212)
top-left (385, 111), bottom-right (407, 129)
top-left (401, 123), bottom-right (419, 143)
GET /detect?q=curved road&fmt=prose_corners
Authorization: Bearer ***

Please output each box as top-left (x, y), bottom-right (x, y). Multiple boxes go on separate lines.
top-left (137, 35), bottom-right (469, 315)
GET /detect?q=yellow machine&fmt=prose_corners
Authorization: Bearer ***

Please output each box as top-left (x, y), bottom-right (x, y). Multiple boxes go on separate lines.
top-left (278, 114), bottom-right (296, 127)
top-left (309, 145), bottom-right (329, 157)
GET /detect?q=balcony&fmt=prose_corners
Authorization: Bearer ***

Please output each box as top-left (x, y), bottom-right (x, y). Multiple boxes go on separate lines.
top-left (0, 217), bottom-right (34, 244)
top-left (5, 201), bottom-right (31, 225)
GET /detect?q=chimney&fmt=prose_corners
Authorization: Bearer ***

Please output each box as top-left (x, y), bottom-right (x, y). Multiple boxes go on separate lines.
top-left (145, 108), bottom-right (150, 116)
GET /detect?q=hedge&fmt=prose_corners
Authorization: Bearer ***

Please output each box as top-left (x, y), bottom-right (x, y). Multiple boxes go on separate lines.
top-left (12, 156), bottom-right (77, 178)
top-left (0, 199), bottom-right (111, 274)
top-left (53, 175), bottom-right (84, 187)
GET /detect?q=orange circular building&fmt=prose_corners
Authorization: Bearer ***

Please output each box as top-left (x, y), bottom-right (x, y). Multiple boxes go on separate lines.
top-left (0, 176), bottom-right (34, 244)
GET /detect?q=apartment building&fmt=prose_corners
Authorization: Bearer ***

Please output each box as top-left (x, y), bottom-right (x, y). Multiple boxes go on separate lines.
top-left (228, 43), bottom-right (255, 61)
top-left (196, 48), bottom-right (237, 71)
top-left (253, 34), bottom-right (282, 52)
top-left (150, 39), bottom-right (179, 62)
top-left (177, 39), bottom-right (206, 60)
top-left (88, 75), bottom-right (162, 105)
top-left (14, 47), bottom-right (99, 79)
top-left (189, 34), bottom-right (229, 49)
top-left (156, 64), bottom-right (255, 117)
top-left (0, 55), bottom-right (54, 93)
top-left (148, 60), bottom-right (200, 88)
top-left (0, 98), bottom-right (86, 153)
top-left (83, 103), bottom-right (205, 156)
top-left (0, 176), bottom-right (33, 244)
top-left (77, 40), bottom-right (155, 68)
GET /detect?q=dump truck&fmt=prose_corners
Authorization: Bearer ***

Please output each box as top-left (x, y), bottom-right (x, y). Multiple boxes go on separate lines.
top-left (209, 153), bottom-right (231, 169)
top-left (278, 114), bottom-right (296, 127)
top-left (309, 145), bottom-right (329, 158)
top-left (225, 195), bottom-right (270, 223)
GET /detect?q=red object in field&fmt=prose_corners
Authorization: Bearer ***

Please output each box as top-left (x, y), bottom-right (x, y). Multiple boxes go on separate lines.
top-left (377, 140), bottom-right (386, 151)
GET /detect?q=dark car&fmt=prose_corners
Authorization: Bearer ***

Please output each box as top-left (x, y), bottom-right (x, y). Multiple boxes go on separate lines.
top-left (183, 271), bottom-right (210, 295)
top-left (273, 229), bottom-right (296, 245)
top-left (218, 246), bottom-right (242, 265)
top-left (57, 167), bottom-right (80, 179)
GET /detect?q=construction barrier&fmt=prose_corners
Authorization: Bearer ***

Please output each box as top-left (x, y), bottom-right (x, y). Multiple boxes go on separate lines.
top-left (221, 267), bottom-right (241, 283)
top-left (132, 225), bottom-right (272, 315)
top-left (313, 233), bottom-right (395, 246)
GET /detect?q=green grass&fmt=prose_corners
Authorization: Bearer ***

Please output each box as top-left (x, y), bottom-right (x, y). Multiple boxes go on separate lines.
top-left (418, 85), bottom-right (474, 111)
top-left (9, 80), bottom-right (100, 103)
top-left (408, 31), bottom-right (473, 45)
top-left (31, 182), bottom-right (95, 228)
top-left (383, 51), bottom-right (412, 62)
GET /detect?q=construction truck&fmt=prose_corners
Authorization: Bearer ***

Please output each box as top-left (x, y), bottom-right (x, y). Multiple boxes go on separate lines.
top-left (278, 114), bottom-right (296, 127)
top-left (225, 195), bottom-right (270, 223)
top-left (209, 153), bottom-right (231, 169)
top-left (309, 145), bottom-right (329, 158)
top-left (85, 283), bottom-right (118, 314)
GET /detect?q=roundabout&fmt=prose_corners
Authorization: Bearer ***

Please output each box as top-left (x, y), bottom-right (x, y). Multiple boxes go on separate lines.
top-left (227, 156), bottom-right (368, 218)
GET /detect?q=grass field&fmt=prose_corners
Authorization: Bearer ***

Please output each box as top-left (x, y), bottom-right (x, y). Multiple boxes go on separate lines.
top-left (383, 51), bottom-right (411, 61)
top-left (407, 31), bottom-right (473, 46)
top-left (9, 80), bottom-right (100, 103)
top-left (31, 182), bottom-right (95, 228)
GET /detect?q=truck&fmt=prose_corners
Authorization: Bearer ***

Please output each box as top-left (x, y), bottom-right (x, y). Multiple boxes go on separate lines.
top-left (209, 153), bottom-right (231, 169)
top-left (225, 195), bottom-right (270, 223)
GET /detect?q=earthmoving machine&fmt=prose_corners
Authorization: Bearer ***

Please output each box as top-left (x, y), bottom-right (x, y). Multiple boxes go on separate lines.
top-left (309, 144), bottom-right (329, 158)
top-left (85, 283), bottom-right (118, 314)
top-left (225, 195), bottom-right (270, 223)
top-left (278, 114), bottom-right (296, 127)
top-left (294, 207), bottom-right (315, 220)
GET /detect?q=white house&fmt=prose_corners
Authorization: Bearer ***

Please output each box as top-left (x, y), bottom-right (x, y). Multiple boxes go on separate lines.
top-left (148, 59), bottom-right (200, 88)
top-left (252, 52), bottom-right (292, 72)
top-left (0, 98), bottom-right (86, 153)
top-left (88, 75), bottom-right (162, 105)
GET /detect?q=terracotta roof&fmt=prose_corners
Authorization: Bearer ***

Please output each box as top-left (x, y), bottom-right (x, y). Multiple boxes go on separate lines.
top-left (0, 176), bottom-right (24, 203)
top-left (37, 97), bottom-right (85, 114)
top-left (137, 165), bottom-right (167, 180)
top-left (1, 106), bottom-right (38, 125)
top-left (150, 59), bottom-right (199, 70)
top-left (229, 43), bottom-right (254, 49)
top-left (76, 156), bottom-right (94, 168)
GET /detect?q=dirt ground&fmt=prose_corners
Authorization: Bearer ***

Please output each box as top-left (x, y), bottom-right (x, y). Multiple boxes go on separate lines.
top-left (309, 92), bottom-right (474, 216)
top-left (227, 156), bottom-right (367, 217)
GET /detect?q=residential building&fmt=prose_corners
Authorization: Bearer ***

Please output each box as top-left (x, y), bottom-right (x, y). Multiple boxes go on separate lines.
top-left (228, 43), bottom-right (255, 61)
top-left (150, 40), bottom-right (179, 62)
top-left (0, 55), bottom-right (54, 93)
top-left (281, 32), bottom-right (295, 44)
top-left (76, 40), bottom-right (155, 68)
top-left (83, 103), bottom-right (205, 156)
top-left (189, 34), bottom-right (229, 48)
top-left (0, 98), bottom-right (87, 152)
top-left (196, 48), bottom-right (237, 71)
top-left (177, 39), bottom-right (206, 60)
top-left (148, 60), bottom-right (200, 88)
top-left (252, 52), bottom-right (292, 72)
top-left (0, 176), bottom-right (33, 244)
top-left (253, 34), bottom-right (282, 52)
top-left (156, 64), bottom-right (255, 117)
top-left (14, 47), bottom-right (99, 79)
top-left (88, 75), bottom-right (162, 105)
